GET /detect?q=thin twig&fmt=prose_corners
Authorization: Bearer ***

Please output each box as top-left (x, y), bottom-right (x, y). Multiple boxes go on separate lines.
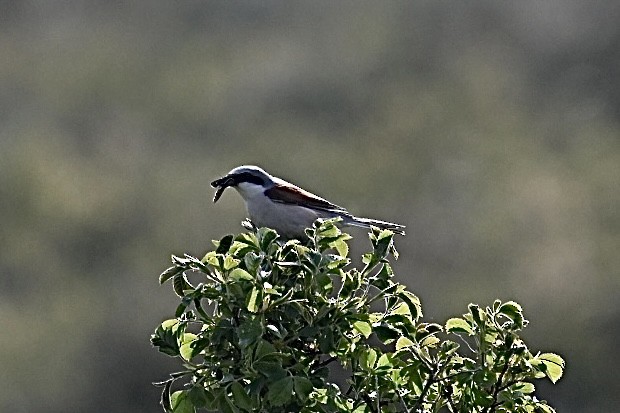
top-left (436, 367), bottom-right (481, 383)
top-left (456, 334), bottom-right (476, 353)
top-left (394, 385), bottom-right (411, 413)
top-left (440, 381), bottom-right (457, 413)
top-left (310, 356), bottom-right (337, 372)
top-left (375, 375), bottom-right (380, 413)
top-left (484, 352), bottom-right (512, 413)
top-left (412, 368), bottom-right (436, 412)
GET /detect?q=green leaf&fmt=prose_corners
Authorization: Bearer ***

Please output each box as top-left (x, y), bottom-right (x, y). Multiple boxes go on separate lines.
top-left (161, 319), bottom-right (180, 330)
top-left (445, 317), bottom-right (474, 335)
top-left (329, 238), bottom-right (349, 257)
top-left (420, 335), bottom-right (440, 347)
top-left (258, 227), bottom-right (278, 251)
top-left (229, 268), bottom-right (254, 282)
top-left (158, 378), bottom-right (174, 413)
top-left (401, 363), bottom-right (424, 393)
top-left (218, 394), bottom-right (239, 413)
top-left (267, 376), bottom-right (294, 406)
top-left (202, 251), bottom-right (220, 268)
top-left (498, 301), bottom-right (525, 328)
top-left (238, 318), bottom-right (263, 349)
top-left (226, 283), bottom-right (245, 301)
top-left (318, 224), bottom-right (340, 239)
top-left (170, 390), bottom-right (195, 413)
top-left (179, 333), bottom-right (198, 361)
top-left (230, 381), bottom-right (253, 412)
top-left (293, 376), bottom-right (314, 402)
top-left (373, 229), bottom-right (394, 260)
top-left (512, 382), bottom-right (535, 394)
top-left (315, 273), bottom-right (333, 293)
top-left (326, 255), bottom-right (350, 271)
top-left (398, 290), bottom-right (423, 320)
top-left (188, 386), bottom-right (208, 408)
top-left (230, 241), bottom-right (258, 257)
top-left (243, 251), bottom-right (261, 274)
top-left (318, 328), bottom-right (335, 352)
top-left (352, 320), bottom-right (372, 339)
top-left (246, 286), bottom-right (261, 313)
top-left (537, 353), bottom-right (565, 383)
top-left (468, 303), bottom-right (483, 325)
top-left (254, 360), bottom-right (286, 380)
top-left (254, 339), bottom-right (277, 360)
top-left (151, 319), bottom-right (182, 356)
top-left (361, 252), bottom-right (375, 266)
top-left (374, 324), bottom-right (400, 343)
top-left (215, 234), bottom-right (234, 254)
top-left (376, 353), bottom-right (393, 369)
top-left (201, 390), bottom-right (217, 411)
top-left (173, 273), bottom-right (193, 297)
top-left (175, 298), bottom-right (191, 318)
top-left (160, 265), bottom-right (184, 284)
top-left (360, 348), bottom-right (378, 370)
top-left (223, 255), bottom-right (240, 270)
top-left (396, 336), bottom-right (415, 350)
top-left (390, 302), bottom-right (411, 317)
top-left (535, 403), bottom-right (557, 413)
top-left (471, 387), bottom-right (494, 407)
top-left (439, 340), bottom-right (460, 357)
top-left (235, 232), bottom-right (258, 246)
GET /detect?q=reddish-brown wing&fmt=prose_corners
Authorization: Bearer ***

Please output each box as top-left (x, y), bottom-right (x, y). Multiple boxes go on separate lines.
top-left (265, 180), bottom-right (347, 213)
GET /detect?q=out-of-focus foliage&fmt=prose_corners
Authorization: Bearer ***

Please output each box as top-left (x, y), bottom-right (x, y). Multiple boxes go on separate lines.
top-left (154, 219), bottom-right (564, 413)
top-left (0, 1), bottom-right (618, 413)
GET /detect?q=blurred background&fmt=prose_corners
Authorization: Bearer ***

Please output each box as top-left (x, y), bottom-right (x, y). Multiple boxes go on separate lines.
top-left (0, 1), bottom-right (618, 412)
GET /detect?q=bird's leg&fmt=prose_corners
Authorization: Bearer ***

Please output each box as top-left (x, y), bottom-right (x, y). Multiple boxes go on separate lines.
top-left (240, 218), bottom-right (259, 233)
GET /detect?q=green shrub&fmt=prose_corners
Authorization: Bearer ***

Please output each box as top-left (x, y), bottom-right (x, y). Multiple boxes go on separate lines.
top-left (152, 219), bottom-right (564, 412)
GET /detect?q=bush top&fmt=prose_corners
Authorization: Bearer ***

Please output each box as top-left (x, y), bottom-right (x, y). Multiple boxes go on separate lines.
top-left (153, 219), bottom-right (564, 413)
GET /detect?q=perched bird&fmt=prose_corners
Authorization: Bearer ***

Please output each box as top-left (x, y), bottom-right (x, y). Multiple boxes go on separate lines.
top-left (211, 165), bottom-right (405, 239)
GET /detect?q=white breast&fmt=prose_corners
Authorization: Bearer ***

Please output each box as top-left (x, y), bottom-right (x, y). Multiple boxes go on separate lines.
top-left (245, 196), bottom-right (319, 239)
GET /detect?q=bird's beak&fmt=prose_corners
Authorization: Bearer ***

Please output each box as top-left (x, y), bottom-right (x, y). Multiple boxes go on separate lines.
top-left (210, 175), bottom-right (235, 203)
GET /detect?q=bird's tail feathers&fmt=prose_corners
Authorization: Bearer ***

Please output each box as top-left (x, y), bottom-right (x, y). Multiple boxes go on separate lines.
top-left (341, 215), bottom-right (406, 236)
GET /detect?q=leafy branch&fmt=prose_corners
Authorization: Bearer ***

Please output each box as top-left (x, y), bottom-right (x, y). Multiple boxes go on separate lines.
top-left (152, 218), bottom-right (564, 412)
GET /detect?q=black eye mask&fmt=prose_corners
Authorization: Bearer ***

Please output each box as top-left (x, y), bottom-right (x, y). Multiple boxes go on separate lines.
top-left (210, 171), bottom-right (267, 203)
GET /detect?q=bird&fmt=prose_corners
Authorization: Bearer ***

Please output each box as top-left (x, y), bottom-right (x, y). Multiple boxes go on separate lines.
top-left (210, 165), bottom-right (405, 240)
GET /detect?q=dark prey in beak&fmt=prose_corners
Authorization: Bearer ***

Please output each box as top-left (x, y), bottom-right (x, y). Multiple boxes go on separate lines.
top-left (210, 176), bottom-right (235, 203)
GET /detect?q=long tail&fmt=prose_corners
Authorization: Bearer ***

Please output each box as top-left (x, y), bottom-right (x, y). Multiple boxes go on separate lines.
top-left (341, 215), bottom-right (406, 236)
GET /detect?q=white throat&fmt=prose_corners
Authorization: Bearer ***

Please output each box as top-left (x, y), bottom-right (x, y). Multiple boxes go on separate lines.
top-left (235, 182), bottom-right (267, 200)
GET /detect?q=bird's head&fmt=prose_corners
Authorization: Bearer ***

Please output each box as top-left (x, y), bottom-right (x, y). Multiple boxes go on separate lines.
top-left (211, 165), bottom-right (273, 202)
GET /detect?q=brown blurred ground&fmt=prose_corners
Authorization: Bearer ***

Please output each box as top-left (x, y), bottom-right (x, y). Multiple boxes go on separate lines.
top-left (0, 1), bottom-right (618, 412)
